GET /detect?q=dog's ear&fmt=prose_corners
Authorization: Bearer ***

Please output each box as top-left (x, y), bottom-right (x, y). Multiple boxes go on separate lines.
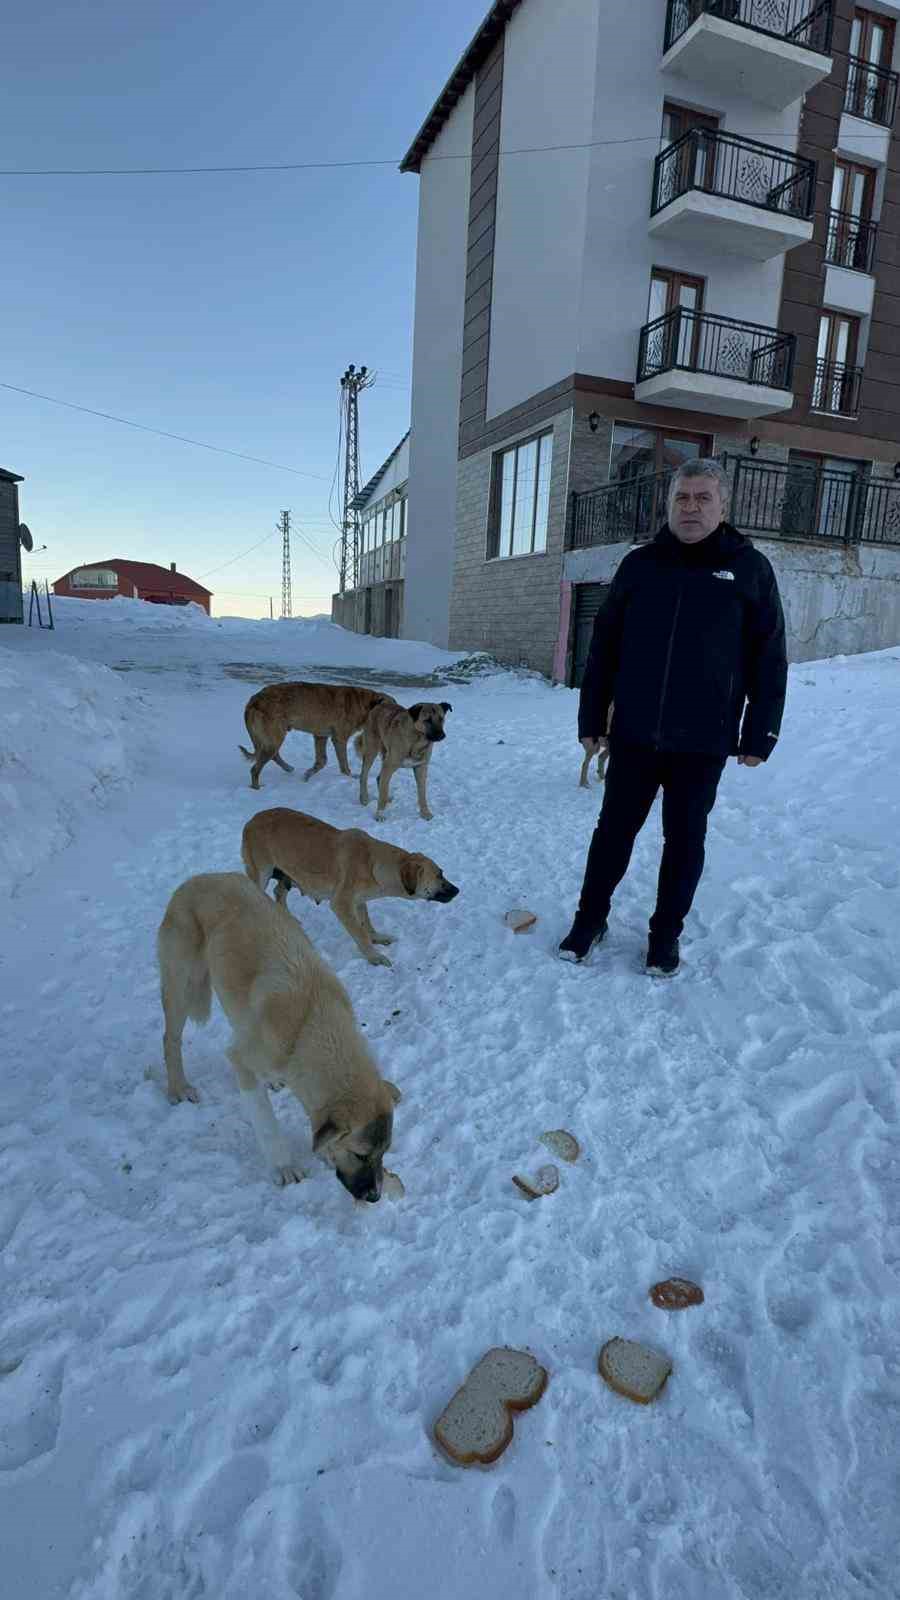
top-left (440, 701), bottom-right (452, 714)
top-left (407, 702), bottom-right (424, 722)
top-left (383, 1079), bottom-right (403, 1105)
top-left (399, 857), bottom-right (420, 896)
top-left (312, 1118), bottom-right (343, 1155)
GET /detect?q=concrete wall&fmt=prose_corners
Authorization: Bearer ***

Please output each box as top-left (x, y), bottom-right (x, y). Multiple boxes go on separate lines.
top-left (331, 579), bottom-right (404, 640)
top-left (404, 85), bottom-right (474, 650)
top-left (486, 0), bottom-right (599, 417)
top-left (364, 436), bottom-right (409, 507)
top-left (449, 407), bottom-right (573, 674)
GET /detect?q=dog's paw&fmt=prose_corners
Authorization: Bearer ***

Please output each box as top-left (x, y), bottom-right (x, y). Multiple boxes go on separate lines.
top-left (419, 809), bottom-right (434, 822)
top-left (266, 1079), bottom-right (286, 1092)
top-left (366, 951), bottom-right (393, 968)
top-left (168, 1082), bottom-right (200, 1105)
top-left (280, 761), bottom-right (295, 773)
top-left (273, 1164), bottom-right (306, 1186)
top-left (374, 810), bottom-right (387, 822)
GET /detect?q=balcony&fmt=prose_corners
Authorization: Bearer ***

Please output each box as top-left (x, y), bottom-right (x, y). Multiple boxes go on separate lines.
top-left (649, 129), bottom-right (816, 259)
top-left (568, 458), bottom-right (900, 551)
top-left (811, 358), bottom-right (863, 417)
top-left (635, 308), bottom-right (795, 417)
top-left (825, 209), bottom-right (877, 273)
top-left (844, 55), bottom-right (898, 127)
top-left (662, 0), bottom-right (834, 111)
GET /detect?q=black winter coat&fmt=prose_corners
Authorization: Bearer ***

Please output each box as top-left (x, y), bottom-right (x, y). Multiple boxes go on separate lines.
top-left (578, 523), bottom-right (787, 761)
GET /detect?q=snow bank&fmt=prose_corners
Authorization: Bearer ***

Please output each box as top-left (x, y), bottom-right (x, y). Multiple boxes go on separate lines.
top-left (0, 645), bottom-right (133, 893)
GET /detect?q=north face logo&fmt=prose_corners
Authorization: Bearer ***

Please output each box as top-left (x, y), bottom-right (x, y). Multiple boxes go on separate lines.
top-left (713, 570), bottom-right (735, 581)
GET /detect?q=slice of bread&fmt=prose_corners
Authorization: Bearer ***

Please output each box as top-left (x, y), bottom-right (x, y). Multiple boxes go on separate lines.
top-left (433, 1348), bottom-right (548, 1467)
top-left (650, 1277), bottom-right (703, 1310)
top-left (512, 1164), bottom-right (560, 1200)
top-left (539, 1129), bottom-right (580, 1164)
top-left (598, 1338), bottom-right (672, 1404)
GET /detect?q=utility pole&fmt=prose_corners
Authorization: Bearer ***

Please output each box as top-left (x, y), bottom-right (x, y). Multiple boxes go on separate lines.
top-left (339, 364), bottom-right (374, 593)
top-left (279, 510), bottom-right (292, 618)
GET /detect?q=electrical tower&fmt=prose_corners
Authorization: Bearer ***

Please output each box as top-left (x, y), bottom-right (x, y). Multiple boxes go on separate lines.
top-left (279, 510), bottom-right (292, 618)
top-left (338, 364), bottom-right (375, 593)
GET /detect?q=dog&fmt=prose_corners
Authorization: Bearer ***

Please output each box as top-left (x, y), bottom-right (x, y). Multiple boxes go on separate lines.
top-left (578, 703), bottom-right (614, 788)
top-left (157, 872), bottom-right (401, 1198)
top-left (242, 807), bottom-right (459, 968)
top-left (239, 682), bottom-right (396, 790)
top-left (355, 700), bottom-right (452, 821)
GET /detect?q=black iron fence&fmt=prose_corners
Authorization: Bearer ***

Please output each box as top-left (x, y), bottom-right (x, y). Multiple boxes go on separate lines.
top-left (664, 0), bottom-right (833, 55)
top-left (652, 129), bottom-right (816, 217)
top-left (811, 359), bottom-right (863, 417)
top-left (637, 309), bottom-right (796, 391)
top-left (567, 458), bottom-right (900, 550)
top-left (845, 55), bottom-right (899, 127)
top-left (826, 208), bottom-right (878, 272)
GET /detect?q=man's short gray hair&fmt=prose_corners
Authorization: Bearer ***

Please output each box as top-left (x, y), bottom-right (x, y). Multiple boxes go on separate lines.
top-left (668, 457), bottom-right (730, 511)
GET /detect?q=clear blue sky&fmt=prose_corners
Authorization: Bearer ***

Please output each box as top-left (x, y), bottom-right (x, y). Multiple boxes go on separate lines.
top-left (2, 0), bottom-right (489, 616)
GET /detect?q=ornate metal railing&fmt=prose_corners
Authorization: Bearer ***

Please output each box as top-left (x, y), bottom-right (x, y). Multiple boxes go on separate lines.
top-left (652, 129), bottom-right (816, 217)
top-left (811, 359), bottom-right (863, 417)
top-left (637, 309), bottom-right (796, 391)
top-left (825, 208), bottom-right (878, 272)
top-left (731, 458), bottom-right (900, 545)
top-left (845, 55), bottom-right (899, 127)
top-left (664, 0), bottom-right (833, 56)
top-left (568, 459), bottom-right (900, 550)
top-left (569, 470), bottom-right (675, 549)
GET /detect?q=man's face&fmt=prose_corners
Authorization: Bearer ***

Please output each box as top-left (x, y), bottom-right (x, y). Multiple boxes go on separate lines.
top-left (669, 475), bottom-right (725, 543)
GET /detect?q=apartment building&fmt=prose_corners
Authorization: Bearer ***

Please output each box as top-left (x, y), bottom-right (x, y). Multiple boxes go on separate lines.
top-left (401, 0), bottom-right (900, 677)
top-left (331, 433), bottom-right (409, 638)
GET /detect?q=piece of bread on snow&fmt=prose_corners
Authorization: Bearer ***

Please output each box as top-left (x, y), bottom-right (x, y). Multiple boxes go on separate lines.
top-left (512, 1164), bottom-right (560, 1200)
top-left (433, 1347), bottom-right (548, 1466)
top-left (598, 1338), bottom-right (672, 1404)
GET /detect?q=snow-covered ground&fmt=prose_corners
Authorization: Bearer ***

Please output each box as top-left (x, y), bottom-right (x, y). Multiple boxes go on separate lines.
top-left (2, 598), bottom-right (899, 1600)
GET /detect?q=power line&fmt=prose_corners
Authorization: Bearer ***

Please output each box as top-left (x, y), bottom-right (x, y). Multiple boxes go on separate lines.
top-left (199, 529), bottom-right (280, 578)
top-left (0, 380), bottom-right (331, 480)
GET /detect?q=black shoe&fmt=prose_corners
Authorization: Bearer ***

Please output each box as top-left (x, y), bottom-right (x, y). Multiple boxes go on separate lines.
top-left (646, 936), bottom-right (679, 976)
top-left (558, 918), bottom-right (608, 963)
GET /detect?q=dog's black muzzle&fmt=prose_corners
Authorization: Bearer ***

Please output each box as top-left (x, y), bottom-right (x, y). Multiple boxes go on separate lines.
top-left (427, 728), bottom-right (446, 741)
top-left (338, 1168), bottom-right (383, 1204)
top-left (433, 880), bottom-right (459, 902)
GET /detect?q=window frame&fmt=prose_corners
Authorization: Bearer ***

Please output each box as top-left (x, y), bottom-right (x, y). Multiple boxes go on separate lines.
top-left (487, 429), bottom-right (554, 561)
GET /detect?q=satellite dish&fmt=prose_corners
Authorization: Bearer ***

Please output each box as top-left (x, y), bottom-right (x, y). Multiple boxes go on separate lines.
top-left (19, 524), bottom-right (33, 553)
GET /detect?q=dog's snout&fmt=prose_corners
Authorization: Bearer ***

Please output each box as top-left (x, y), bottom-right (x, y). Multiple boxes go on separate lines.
top-left (363, 1187), bottom-right (381, 1203)
top-left (429, 727), bottom-right (446, 741)
top-left (435, 879), bottom-right (459, 902)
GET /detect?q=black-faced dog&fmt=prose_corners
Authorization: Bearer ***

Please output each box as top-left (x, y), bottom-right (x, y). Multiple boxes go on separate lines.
top-left (355, 700), bottom-right (452, 821)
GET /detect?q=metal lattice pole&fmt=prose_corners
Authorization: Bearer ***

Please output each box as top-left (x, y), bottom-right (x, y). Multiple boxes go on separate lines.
top-left (339, 364), bottom-right (374, 593)
top-left (280, 510), bottom-right (292, 618)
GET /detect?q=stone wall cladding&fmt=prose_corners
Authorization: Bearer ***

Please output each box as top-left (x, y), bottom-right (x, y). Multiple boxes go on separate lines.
top-left (449, 407), bottom-right (573, 674)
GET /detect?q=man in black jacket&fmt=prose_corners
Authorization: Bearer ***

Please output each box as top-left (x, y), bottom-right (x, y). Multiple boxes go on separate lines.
top-left (560, 457), bottom-right (787, 976)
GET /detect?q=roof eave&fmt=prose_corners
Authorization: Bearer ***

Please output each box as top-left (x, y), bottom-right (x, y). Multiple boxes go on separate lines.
top-left (400, 0), bottom-right (522, 174)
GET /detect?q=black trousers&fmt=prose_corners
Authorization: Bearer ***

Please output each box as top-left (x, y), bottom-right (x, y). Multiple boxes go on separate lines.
top-left (576, 741), bottom-right (726, 942)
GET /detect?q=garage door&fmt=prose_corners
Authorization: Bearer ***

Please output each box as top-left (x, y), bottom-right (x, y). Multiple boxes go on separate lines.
top-left (571, 583), bottom-right (610, 688)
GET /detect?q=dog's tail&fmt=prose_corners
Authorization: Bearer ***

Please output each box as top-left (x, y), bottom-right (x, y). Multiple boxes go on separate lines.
top-left (238, 744), bottom-right (255, 761)
top-left (239, 695), bottom-right (269, 762)
top-left (157, 908), bottom-right (212, 1027)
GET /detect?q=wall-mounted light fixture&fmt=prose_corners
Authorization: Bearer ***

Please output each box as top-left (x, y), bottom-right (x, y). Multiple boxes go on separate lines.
top-left (588, 410), bottom-right (600, 433)
top-left (749, 436), bottom-right (760, 456)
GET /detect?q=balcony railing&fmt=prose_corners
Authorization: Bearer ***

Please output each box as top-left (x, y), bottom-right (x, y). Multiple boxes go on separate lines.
top-left (826, 208), bottom-right (878, 272)
top-left (652, 129), bottom-right (816, 217)
top-left (811, 359), bottom-right (863, 417)
top-left (664, 0), bottom-right (833, 56)
top-left (569, 470), bottom-right (675, 549)
top-left (637, 308), bottom-right (796, 391)
top-left (844, 55), bottom-right (899, 126)
top-left (730, 457), bottom-right (900, 545)
top-left (568, 458), bottom-right (900, 551)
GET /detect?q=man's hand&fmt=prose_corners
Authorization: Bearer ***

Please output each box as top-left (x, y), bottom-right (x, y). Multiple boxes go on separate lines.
top-left (738, 754), bottom-right (763, 767)
top-left (580, 736), bottom-right (603, 755)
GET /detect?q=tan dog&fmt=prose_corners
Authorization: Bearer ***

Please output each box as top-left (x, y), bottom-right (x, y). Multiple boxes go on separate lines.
top-left (157, 872), bottom-right (401, 1198)
top-left (242, 807), bottom-right (459, 968)
top-left (239, 682), bottom-right (395, 790)
top-left (356, 700), bottom-right (452, 821)
top-left (579, 703), bottom-right (614, 788)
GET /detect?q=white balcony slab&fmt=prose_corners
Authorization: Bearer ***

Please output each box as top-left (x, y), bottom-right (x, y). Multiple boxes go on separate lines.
top-left (823, 264), bottom-right (876, 317)
top-left (662, 13), bottom-right (832, 110)
top-left (636, 370), bottom-right (794, 419)
top-left (649, 190), bottom-right (813, 260)
top-left (836, 112), bottom-right (891, 167)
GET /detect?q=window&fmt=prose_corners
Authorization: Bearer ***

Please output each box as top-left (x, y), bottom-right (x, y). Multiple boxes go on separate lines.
top-left (647, 269), bottom-right (705, 368)
top-left (70, 567), bottom-right (117, 588)
top-left (813, 312), bottom-right (861, 414)
top-left (851, 8), bottom-right (895, 69)
top-left (829, 158), bottom-right (876, 270)
top-left (609, 423), bottom-right (709, 483)
top-left (846, 9), bottom-right (896, 121)
top-left (661, 102), bottom-right (719, 191)
top-left (489, 432), bottom-right (553, 559)
top-left (783, 451), bottom-right (869, 541)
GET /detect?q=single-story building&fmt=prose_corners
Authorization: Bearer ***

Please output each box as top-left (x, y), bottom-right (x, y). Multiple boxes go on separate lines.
top-left (53, 559), bottom-right (212, 614)
top-left (0, 467), bottom-right (25, 624)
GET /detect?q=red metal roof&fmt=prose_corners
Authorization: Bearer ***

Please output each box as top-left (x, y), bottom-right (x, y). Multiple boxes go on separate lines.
top-left (61, 559), bottom-right (211, 596)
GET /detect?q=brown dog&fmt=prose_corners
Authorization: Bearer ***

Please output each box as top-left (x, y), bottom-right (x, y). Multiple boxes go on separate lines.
top-left (239, 682), bottom-right (395, 790)
top-left (355, 700), bottom-right (452, 821)
top-left (157, 872), bottom-right (401, 1198)
top-left (242, 807), bottom-right (459, 967)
